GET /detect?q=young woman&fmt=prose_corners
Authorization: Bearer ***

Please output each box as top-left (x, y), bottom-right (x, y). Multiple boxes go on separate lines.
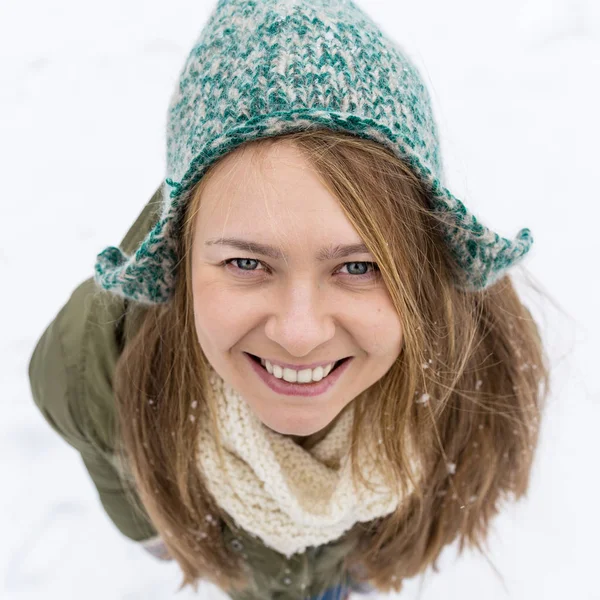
top-left (28, 1), bottom-right (550, 598)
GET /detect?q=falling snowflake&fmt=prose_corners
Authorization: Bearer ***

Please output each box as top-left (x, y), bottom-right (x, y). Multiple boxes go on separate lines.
top-left (416, 393), bottom-right (430, 405)
top-left (447, 462), bottom-right (456, 474)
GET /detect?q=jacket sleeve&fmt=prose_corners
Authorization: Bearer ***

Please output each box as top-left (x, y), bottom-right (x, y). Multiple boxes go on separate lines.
top-left (27, 183), bottom-right (164, 544)
top-left (28, 297), bottom-right (95, 457)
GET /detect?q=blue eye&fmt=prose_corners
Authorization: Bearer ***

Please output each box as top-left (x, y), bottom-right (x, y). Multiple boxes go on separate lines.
top-left (221, 258), bottom-right (380, 280)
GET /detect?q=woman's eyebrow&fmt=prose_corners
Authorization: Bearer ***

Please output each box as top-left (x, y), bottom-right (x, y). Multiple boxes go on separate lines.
top-left (204, 237), bottom-right (371, 261)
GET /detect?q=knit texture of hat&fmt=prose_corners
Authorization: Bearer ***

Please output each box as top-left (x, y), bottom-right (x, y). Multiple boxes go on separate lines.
top-left (95, 0), bottom-right (534, 305)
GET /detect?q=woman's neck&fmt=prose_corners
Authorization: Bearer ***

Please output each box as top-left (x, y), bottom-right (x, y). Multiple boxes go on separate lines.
top-left (286, 416), bottom-right (338, 449)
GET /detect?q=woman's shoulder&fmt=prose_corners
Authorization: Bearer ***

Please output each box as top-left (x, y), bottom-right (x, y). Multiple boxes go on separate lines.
top-left (27, 274), bottom-right (127, 457)
top-left (28, 183), bottom-right (164, 456)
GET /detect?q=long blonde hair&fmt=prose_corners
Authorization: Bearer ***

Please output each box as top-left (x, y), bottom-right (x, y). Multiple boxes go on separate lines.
top-left (112, 129), bottom-right (550, 595)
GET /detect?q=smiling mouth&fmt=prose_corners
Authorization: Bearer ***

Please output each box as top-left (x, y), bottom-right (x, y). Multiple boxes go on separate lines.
top-left (246, 353), bottom-right (350, 373)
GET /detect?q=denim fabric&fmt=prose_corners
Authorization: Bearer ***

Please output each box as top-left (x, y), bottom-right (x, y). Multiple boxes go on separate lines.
top-left (309, 583), bottom-right (350, 600)
top-left (310, 580), bottom-right (376, 599)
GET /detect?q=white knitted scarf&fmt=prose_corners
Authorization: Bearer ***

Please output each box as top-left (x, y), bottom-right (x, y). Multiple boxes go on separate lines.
top-left (196, 366), bottom-right (418, 558)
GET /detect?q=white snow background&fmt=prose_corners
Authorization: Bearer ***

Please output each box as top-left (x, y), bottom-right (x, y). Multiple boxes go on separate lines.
top-left (1, 0), bottom-right (599, 598)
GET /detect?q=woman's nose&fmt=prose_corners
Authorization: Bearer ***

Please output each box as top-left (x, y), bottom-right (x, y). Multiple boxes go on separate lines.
top-left (264, 284), bottom-right (336, 353)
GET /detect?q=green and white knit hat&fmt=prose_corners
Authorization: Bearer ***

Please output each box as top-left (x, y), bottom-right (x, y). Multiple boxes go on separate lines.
top-left (95, 0), bottom-right (533, 305)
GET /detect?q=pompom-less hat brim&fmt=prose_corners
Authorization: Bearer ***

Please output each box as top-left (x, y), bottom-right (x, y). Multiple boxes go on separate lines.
top-left (94, 0), bottom-right (533, 305)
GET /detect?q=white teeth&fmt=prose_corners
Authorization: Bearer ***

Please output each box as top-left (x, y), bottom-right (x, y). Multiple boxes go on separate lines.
top-left (259, 358), bottom-right (338, 383)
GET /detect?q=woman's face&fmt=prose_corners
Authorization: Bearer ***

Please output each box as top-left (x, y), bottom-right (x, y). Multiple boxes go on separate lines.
top-left (190, 142), bottom-right (403, 437)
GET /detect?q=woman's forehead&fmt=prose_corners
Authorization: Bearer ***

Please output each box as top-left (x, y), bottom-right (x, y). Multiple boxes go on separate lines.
top-left (194, 147), bottom-right (356, 238)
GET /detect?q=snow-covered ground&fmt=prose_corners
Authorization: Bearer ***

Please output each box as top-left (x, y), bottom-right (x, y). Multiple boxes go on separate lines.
top-left (1, 0), bottom-right (598, 598)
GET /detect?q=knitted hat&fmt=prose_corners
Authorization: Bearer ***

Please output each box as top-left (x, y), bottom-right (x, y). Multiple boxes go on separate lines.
top-left (95, 0), bottom-right (533, 305)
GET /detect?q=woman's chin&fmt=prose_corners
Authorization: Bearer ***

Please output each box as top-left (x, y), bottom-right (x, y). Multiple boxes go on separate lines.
top-left (259, 415), bottom-right (324, 437)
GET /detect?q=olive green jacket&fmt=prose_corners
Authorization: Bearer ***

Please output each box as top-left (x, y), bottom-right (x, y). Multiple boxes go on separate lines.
top-left (27, 184), bottom-right (372, 600)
